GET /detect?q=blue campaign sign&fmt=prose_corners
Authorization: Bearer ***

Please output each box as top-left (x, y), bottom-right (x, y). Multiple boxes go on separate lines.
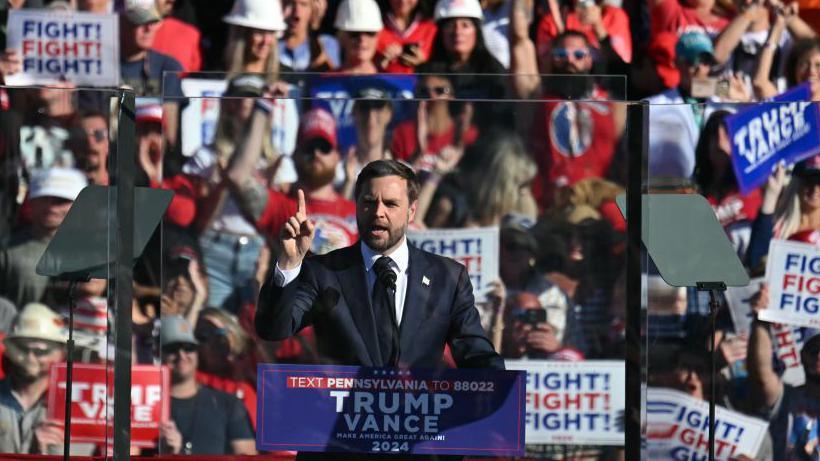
top-left (257, 364), bottom-right (526, 456)
top-left (726, 83), bottom-right (820, 195)
top-left (306, 74), bottom-right (417, 151)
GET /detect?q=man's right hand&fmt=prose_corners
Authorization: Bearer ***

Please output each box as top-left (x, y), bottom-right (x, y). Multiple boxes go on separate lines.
top-left (279, 189), bottom-right (315, 269)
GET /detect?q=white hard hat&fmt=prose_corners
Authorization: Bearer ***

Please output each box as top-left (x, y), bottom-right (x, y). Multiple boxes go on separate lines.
top-left (6, 303), bottom-right (68, 344)
top-left (334, 0), bottom-right (383, 32)
top-left (434, 0), bottom-right (483, 21)
top-left (223, 0), bottom-right (286, 32)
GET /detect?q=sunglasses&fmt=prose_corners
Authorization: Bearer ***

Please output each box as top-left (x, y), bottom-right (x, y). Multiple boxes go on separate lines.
top-left (86, 129), bottom-right (107, 143)
top-left (356, 100), bottom-right (390, 112)
top-left (194, 325), bottom-right (229, 343)
top-left (348, 31), bottom-right (377, 38)
top-left (303, 138), bottom-right (334, 155)
top-left (162, 342), bottom-right (198, 355)
top-left (19, 343), bottom-right (57, 357)
top-left (551, 48), bottom-right (590, 60)
top-left (415, 86), bottom-right (452, 98)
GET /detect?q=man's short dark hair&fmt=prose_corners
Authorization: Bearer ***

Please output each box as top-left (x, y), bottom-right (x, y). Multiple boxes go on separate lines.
top-left (554, 30), bottom-right (591, 49)
top-left (354, 160), bottom-right (420, 203)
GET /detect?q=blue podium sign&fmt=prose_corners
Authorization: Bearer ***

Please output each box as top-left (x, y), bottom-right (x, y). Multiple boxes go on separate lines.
top-left (257, 364), bottom-right (526, 456)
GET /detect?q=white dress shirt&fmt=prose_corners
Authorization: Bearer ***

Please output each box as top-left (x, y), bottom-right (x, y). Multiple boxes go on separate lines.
top-left (273, 237), bottom-right (411, 324)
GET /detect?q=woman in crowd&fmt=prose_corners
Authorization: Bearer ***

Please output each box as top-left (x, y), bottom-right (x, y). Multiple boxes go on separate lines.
top-left (180, 75), bottom-right (293, 312)
top-left (334, 0), bottom-right (384, 74)
top-left (422, 130), bottom-right (537, 227)
top-left (419, 0), bottom-right (508, 113)
top-left (774, 155), bottom-right (820, 244)
top-left (755, 31), bottom-right (820, 100)
top-left (423, 0), bottom-right (504, 75)
top-left (376, 0), bottom-right (437, 73)
top-left (279, 0), bottom-right (340, 72)
top-left (223, 0), bottom-right (286, 82)
top-left (391, 70), bottom-right (478, 170)
top-left (694, 110), bottom-right (761, 259)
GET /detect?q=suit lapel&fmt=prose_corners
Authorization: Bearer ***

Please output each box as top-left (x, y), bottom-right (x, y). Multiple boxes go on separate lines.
top-left (337, 243), bottom-right (381, 366)
top-left (400, 245), bottom-right (432, 357)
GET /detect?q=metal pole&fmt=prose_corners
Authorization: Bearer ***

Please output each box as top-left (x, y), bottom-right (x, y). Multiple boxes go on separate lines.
top-left (112, 92), bottom-right (136, 461)
top-left (62, 280), bottom-right (78, 461)
top-left (625, 102), bottom-right (648, 461)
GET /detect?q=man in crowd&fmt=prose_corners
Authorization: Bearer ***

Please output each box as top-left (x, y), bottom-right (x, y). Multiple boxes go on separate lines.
top-left (645, 31), bottom-right (717, 181)
top-left (501, 292), bottom-right (584, 360)
top-left (152, 0), bottom-right (203, 72)
top-left (71, 111), bottom-right (109, 185)
top-left (749, 318), bottom-right (820, 460)
top-left (0, 168), bottom-right (87, 308)
top-left (337, 87), bottom-right (394, 199)
top-left (232, 108), bottom-right (358, 255)
top-left (0, 303), bottom-right (67, 454)
top-left (159, 315), bottom-right (255, 455)
top-left (510, 26), bottom-right (621, 208)
top-left (119, 0), bottom-right (182, 144)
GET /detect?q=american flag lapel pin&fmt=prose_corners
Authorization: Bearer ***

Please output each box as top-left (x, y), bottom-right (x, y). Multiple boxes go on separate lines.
top-left (422, 276), bottom-right (430, 287)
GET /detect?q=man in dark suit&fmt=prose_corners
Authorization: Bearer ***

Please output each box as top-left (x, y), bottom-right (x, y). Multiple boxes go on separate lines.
top-left (256, 159), bottom-right (503, 370)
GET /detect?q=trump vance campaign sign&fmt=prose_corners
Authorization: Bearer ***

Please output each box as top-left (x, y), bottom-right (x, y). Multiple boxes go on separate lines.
top-left (47, 364), bottom-right (169, 448)
top-left (407, 227), bottom-right (499, 302)
top-left (505, 360), bottom-right (625, 445)
top-left (647, 388), bottom-right (768, 461)
top-left (257, 364), bottom-right (525, 456)
top-left (5, 10), bottom-right (119, 86)
top-left (760, 239), bottom-right (819, 328)
top-left (726, 83), bottom-right (820, 195)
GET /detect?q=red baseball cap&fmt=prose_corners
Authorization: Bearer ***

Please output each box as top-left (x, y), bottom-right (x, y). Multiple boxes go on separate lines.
top-left (649, 32), bottom-right (680, 89)
top-left (136, 103), bottom-right (163, 124)
top-left (298, 108), bottom-right (338, 149)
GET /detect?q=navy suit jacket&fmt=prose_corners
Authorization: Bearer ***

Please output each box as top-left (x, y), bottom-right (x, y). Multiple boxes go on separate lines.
top-left (256, 241), bottom-right (504, 370)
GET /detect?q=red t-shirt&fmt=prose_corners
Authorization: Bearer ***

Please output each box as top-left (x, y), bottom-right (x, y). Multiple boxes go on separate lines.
top-left (390, 120), bottom-right (479, 169)
top-left (536, 6), bottom-right (633, 63)
top-left (151, 174), bottom-right (197, 228)
top-left (707, 189), bottom-right (762, 257)
top-left (528, 100), bottom-right (617, 209)
top-left (256, 190), bottom-right (358, 255)
top-left (789, 229), bottom-right (820, 245)
top-left (377, 15), bottom-right (438, 74)
top-left (152, 17), bottom-right (202, 72)
top-left (651, 0), bottom-right (730, 38)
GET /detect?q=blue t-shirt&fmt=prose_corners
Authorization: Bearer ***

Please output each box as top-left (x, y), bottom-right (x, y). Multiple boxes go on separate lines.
top-left (120, 50), bottom-right (183, 98)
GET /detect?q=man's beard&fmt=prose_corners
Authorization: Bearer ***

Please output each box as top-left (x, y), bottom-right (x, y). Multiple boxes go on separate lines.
top-left (359, 220), bottom-right (406, 253)
top-left (542, 73), bottom-right (595, 100)
top-left (4, 356), bottom-right (45, 385)
top-left (295, 158), bottom-right (336, 189)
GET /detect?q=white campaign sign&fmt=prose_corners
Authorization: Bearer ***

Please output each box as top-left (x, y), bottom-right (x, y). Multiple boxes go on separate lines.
top-left (5, 10), bottom-right (119, 86)
top-left (647, 388), bottom-right (769, 460)
top-left (760, 239), bottom-right (819, 328)
top-left (407, 227), bottom-right (499, 303)
top-left (505, 360), bottom-right (625, 445)
top-left (180, 78), bottom-right (299, 158)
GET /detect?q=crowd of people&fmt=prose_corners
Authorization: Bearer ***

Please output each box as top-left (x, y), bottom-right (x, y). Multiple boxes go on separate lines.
top-left (0, 0), bottom-right (817, 458)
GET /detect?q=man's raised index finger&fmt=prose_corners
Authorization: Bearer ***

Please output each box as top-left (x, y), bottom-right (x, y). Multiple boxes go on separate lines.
top-left (297, 189), bottom-right (307, 217)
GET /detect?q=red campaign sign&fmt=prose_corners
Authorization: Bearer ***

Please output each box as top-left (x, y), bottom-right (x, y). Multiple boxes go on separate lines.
top-left (47, 364), bottom-right (170, 448)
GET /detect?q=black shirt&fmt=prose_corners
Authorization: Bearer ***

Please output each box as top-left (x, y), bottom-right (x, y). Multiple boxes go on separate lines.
top-left (171, 385), bottom-right (255, 455)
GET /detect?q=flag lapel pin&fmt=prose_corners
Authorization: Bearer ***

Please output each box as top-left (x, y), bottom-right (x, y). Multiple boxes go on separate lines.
top-left (422, 276), bottom-right (430, 287)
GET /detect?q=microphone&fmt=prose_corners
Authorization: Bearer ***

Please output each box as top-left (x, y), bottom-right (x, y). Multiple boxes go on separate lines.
top-left (373, 257), bottom-right (397, 290)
